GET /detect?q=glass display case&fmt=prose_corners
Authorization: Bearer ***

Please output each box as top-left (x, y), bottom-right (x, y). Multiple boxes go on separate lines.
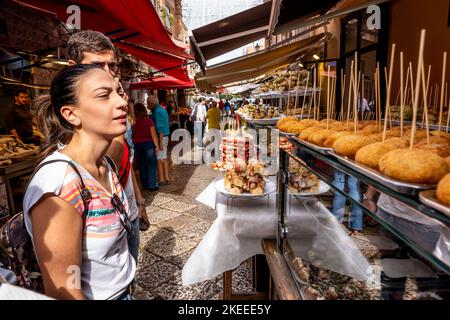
top-left (276, 137), bottom-right (450, 300)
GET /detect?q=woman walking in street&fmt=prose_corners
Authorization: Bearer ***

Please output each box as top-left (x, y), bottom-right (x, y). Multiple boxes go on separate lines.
top-left (132, 102), bottom-right (160, 191)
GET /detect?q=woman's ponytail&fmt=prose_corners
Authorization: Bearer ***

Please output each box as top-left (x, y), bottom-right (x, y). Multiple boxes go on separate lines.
top-left (32, 95), bottom-right (73, 158)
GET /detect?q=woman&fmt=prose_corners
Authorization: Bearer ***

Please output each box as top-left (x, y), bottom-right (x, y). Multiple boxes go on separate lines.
top-left (23, 64), bottom-right (135, 300)
top-left (132, 103), bottom-right (160, 191)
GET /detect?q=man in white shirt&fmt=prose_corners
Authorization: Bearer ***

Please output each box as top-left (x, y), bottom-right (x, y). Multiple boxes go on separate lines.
top-left (191, 98), bottom-right (207, 148)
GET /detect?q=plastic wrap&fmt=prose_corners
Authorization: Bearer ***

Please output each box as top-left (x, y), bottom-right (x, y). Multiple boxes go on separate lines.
top-left (286, 196), bottom-right (376, 284)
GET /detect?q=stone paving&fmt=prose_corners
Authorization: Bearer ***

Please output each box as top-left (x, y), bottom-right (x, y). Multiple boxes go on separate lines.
top-left (133, 149), bottom-right (254, 300)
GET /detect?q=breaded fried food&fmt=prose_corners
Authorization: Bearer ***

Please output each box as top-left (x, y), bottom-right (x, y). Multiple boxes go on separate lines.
top-left (361, 124), bottom-right (380, 134)
top-left (436, 173), bottom-right (450, 206)
top-left (330, 122), bottom-right (345, 131)
top-left (276, 116), bottom-right (294, 128)
top-left (323, 131), bottom-right (352, 148)
top-left (379, 149), bottom-right (449, 184)
top-left (431, 130), bottom-right (450, 139)
top-left (308, 129), bottom-right (333, 146)
top-left (405, 129), bottom-right (428, 142)
top-left (446, 156), bottom-right (450, 167)
top-left (299, 126), bottom-right (320, 140)
top-left (416, 136), bottom-right (449, 146)
top-left (355, 142), bottom-right (398, 170)
top-left (333, 135), bottom-right (377, 159)
top-left (415, 144), bottom-right (450, 158)
top-left (384, 137), bottom-right (408, 148)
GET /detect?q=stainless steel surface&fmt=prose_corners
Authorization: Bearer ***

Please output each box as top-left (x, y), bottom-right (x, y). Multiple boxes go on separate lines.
top-left (419, 190), bottom-right (450, 217)
top-left (291, 137), bottom-right (334, 155)
top-left (328, 150), bottom-right (434, 195)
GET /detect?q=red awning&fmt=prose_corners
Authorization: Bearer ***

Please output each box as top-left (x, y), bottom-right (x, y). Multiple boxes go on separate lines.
top-left (129, 76), bottom-right (194, 90)
top-left (14, 0), bottom-right (192, 60)
top-left (116, 42), bottom-right (190, 83)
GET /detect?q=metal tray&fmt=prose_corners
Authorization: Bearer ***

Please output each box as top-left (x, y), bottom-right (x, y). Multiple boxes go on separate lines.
top-left (290, 136), bottom-right (334, 155)
top-left (328, 150), bottom-right (434, 195)
top-left (247, 118), bottom-right (280, 126)
top-left (278, 130), bottom-right (297, 137)
top-left (419, 190), bottom-right (450, 217)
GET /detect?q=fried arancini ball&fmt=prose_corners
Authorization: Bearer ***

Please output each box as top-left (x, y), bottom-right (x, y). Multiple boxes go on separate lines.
top-left (361, 124), bottom-right (381, 134)
top-left (436, 173), bottom-right (450, 206)
top-left (300, 119), bottom-right (319, 126)
top-left (431, 130), bottom-right (450, 139)
top-left (405, 129), bottom-right (428, 141)
top-left (308, 129), bottom-right (333, 146)
top-left (355, 142), bottom-right (398, 170)
top-left (415, 144), bottom-right (450, 158)
top-left (299, 126), bottom-right (320, 140)
top-left (416, 136), bottom-right (449, 146)
top-left (333, 135), bottom-right (377, 159)
top-left (330, 122), bottom-right (345, 131)
top-left (446, 156), bottom-right (450, 167)
top-left (384, 137), bottom-right (408, 148)
top-left (379, 149), bottom-right (449, 184)
top-left (276, 116), bottom-right (295, 128)
top-left (323, 131), bottom-right (352, 148)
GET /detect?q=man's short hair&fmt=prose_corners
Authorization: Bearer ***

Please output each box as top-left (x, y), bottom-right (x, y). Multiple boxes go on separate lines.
top-left (66, 30), bottom-right (116, 63)
top-left (14, 88), bottom-right (28, 97)
top-left (147, 95), bottom-right (159, 106)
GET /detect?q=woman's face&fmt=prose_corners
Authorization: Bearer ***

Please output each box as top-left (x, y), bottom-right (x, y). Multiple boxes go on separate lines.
top-left (75, 69), bottom-right (128, 139)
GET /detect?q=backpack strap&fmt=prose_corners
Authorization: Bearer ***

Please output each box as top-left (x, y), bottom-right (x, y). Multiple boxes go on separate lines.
top-left (27, 159), bottom-right (91, 221)
top-left (104, 154), bottom-right (119, 180)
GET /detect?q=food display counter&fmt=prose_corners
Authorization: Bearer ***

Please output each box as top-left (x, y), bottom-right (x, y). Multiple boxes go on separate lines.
top-left (271, 135), bottom-right (450, 300)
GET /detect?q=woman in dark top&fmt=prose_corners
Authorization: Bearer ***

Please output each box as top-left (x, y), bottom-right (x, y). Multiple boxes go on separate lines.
top-left (132, 103), bottom-right (160, 191)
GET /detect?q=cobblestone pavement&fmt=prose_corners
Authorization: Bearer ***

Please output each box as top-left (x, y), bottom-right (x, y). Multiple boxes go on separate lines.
top-left (134, 149), bottom-right (253, 300)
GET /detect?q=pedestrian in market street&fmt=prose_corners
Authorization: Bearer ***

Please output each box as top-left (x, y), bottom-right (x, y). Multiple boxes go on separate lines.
top-left (66, 30), bottom-right (148, 260)
top-left (148, 96), bottom-right (171, 185)
top-left (191, 97), bottom-right (207, 148)
top-left (24, 64), bottom-right (135, 300)
top-left (132, 102), bottom-right (160, 192)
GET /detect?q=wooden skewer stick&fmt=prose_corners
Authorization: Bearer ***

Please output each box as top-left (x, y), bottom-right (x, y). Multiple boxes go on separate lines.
top-left (300, 71), bottom-right (310, 120)
top-left (294, 72), bottom-right (301, 116)
top-left (287, 72), bottom-right (292, 115)
top-left (438, 52), bottom-right (447, 134)
top-left (400, 52), bottom-right (404, 138)
top-left (341, 70), bottom-right (345, 123)
top-left (309, 68), bottom-right (316, 119)
top-left (410, 30), bottom-right (426, 149)
top-left (445, 82), bottom-right (449, 132)
top-left (420, 59), bottom-right (431, 145)
top-left (327, 65), bottom-right (331, 129)
top-left (347, 62), bottom-right (354, 130)
top-left (421, 65), bottom-right (431, 127)
top-left (331, 76), bottom-right (337, 120)
top-left (376, 62), bottom-right (382, 131)
top-left (374, 71), bottom-right (378, 126)
top-left (409, 62), bottom-right (415, 107)
top-left (383, 43), bottom-right (396, 142)
top-left (317, 72), bottom-right (323, 121)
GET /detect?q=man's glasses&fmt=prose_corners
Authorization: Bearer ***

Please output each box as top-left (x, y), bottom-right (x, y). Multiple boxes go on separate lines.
top-left (92, 61), bottom-right (119, 73)
top-left (111, 193), bottom-right (133, 236)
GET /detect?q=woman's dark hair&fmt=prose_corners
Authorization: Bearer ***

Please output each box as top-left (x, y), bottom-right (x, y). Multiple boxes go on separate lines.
top-left (32, 64), bottom-right (103, 158)
top-left (134, 103), bottom-right (148, 118)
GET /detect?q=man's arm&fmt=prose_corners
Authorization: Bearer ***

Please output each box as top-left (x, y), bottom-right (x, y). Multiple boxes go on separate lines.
top-left (9, 129), bottom-right (21, 141)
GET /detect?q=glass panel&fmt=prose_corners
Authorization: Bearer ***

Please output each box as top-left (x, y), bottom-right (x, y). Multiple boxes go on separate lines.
top-left (360, 50), bottom-right (377, 115)
top-left (281, 145), bottom-right (450, 299)
top-left (361, 11), bottom-right (379, 48)
top-left (344, 18), bottom-right (358, 54)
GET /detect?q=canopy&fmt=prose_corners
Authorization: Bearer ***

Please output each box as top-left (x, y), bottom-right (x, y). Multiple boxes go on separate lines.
top-left (270, 0), bottom-right (339, 35)
top-left (191, 1), bottom-right (272, 62)
top-left (129, 76), bottom-right (194, 90)
top-left (116, 42), bottom-right (190, 83)
top-left (14, 0), bottom-right (193, 81)
top-left (195, 33), bottom-right (325, 90)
